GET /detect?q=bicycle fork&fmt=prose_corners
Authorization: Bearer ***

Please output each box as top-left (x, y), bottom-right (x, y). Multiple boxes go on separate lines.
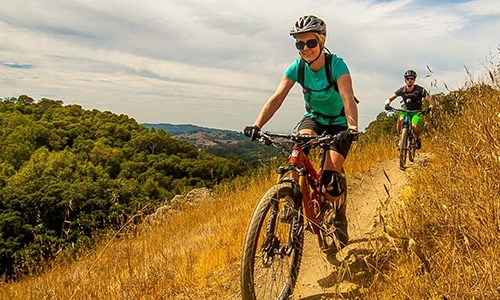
top-left (261, 201), bottom-right (298, 263)
top-left (261, 168), bottom-right (304, 259)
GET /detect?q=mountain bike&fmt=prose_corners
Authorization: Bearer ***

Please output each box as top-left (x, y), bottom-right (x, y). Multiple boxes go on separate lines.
top-left (240, 131), bottom-right (350, 300)
top-left (386, 107), bottom-right (428, 169)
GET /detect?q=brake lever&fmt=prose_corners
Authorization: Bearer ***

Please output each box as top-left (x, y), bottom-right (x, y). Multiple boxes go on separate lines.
top-left (257, 136), bottom-right (272, 146)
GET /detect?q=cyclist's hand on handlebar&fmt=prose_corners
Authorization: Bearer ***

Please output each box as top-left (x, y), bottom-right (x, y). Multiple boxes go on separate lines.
top-left (384, 99), bottom-right (393, 111)
top-left (336, 128), bottom-right (358, 146)
top-left (243, 125), bottom-right (260, 141)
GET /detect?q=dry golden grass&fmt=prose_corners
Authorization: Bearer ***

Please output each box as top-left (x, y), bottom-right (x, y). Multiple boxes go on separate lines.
top-left (345, 134), bottom-right (397, 176)
top-left (0, 134), bottom-right (390, 299)
top-left (366, 81), bottom-right (500, 297)
top-left (0, 167), bottom-right (274, 300)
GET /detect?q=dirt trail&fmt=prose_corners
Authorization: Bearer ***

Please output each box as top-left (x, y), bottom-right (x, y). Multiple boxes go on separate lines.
top-left (293, 153), bottom-right (432, 299)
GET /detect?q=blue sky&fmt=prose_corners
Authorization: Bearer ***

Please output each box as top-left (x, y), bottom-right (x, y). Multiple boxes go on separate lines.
top-left (1, 0), bottom-right (499, 132)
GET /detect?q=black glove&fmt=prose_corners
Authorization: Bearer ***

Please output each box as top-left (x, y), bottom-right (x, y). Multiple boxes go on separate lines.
top-left (243, 125), bottom-right (260, 141)
top-left (385, 105), bottom-right (393, 111)
top-left (336, 129), bottom-right (358, 147)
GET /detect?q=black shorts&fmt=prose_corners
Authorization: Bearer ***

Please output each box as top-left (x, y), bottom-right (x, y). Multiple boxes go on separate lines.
top-left (297, 117), bottom-right (351, 158)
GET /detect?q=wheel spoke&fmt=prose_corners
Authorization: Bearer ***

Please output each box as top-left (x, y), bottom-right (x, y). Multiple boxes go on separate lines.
top-left (241, 185), bottom-right (304, 300)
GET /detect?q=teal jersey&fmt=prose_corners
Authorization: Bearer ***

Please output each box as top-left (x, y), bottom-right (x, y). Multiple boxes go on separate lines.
top-left (284, 54), bottom-right (349, 126)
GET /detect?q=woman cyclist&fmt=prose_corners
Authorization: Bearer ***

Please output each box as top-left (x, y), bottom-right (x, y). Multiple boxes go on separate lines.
top-left (384, 70), bottom-right (434, 149)
top-left (243, 15), bottom-right (359, 251)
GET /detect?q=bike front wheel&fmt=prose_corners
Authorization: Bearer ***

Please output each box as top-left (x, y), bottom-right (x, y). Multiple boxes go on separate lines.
top-left (408, 133), bottom-right (416, 162)
top-left (399, 128), bottom-right (409, 169)
top-left (240, 184), bottom-right (304, 300)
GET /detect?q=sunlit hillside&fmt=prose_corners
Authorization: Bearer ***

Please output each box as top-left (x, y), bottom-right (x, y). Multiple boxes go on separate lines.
top-left (0, 50), bottom-right (499, 299)
top-left (0, 131), bottom-right (397, 299)
top-left (366, 70), bottom-right (500, 298)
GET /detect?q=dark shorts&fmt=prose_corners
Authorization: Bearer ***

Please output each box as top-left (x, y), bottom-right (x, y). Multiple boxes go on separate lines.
top-left (297, 117), bottom-right (351, 158)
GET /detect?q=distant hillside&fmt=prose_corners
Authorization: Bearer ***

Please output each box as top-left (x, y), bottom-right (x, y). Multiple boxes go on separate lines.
top-left (142, 123), bottom-right (246, 149)
top-left (142, 123), bottom-right (282, 166)
top-left (142, 123), bottom-right (225, 135)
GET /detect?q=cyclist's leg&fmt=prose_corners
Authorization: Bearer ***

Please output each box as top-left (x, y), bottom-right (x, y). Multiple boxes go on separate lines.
top-left (396, 113), bottom-right (405, 149)
top-left (322, 152), bottom-right (345, 209)
top-left (412, 113), bottom-right (422, 138)
top-left (322, 123), bottom-right (352, 196)
top-left (297, 117), bottom-right (319, 154)
top-left (322, 126), bottom-right (352, 249)
top-left (301, 119), bottom-right (345, 209)
top-left (299, 118), bottom-right (345, 200)
top-left (397, 114), bottom-right (404, 136)
top-left (412, 114), bottom-right (422, 149)
top-left (323, 152), bottom-right (349, 249)
top-left (278, 117), bottom-right (319, 222)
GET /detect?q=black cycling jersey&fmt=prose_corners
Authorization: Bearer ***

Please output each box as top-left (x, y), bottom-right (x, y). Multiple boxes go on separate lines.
top-left (395, 84), bottom-right (429, 110)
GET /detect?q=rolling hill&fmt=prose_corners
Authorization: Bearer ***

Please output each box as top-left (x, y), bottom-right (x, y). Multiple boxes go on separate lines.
top-left (142, 123), bottom-right (246, 149)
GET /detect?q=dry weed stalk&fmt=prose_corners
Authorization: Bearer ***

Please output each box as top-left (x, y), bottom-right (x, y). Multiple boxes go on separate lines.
top-left (368, 56), bottom-right (500, 299)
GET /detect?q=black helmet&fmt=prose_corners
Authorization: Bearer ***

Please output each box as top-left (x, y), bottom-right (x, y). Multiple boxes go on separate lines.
top-left (290, 15), bottom-right (327, 36)
top-left (404, 70), bottom-right (417, 78)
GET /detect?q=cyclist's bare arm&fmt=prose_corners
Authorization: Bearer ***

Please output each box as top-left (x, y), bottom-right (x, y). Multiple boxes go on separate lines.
top-left (385, 93), bottom-right (398, 107)
top-left (337, 73), bottom-right (358, 131)
top-left (388, 93), bottom-right (398, 101)
top-left (254, 75), bottom-right (295, 129)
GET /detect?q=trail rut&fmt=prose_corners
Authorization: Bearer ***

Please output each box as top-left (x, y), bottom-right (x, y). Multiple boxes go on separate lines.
top-left (293, 153), bottom-right (432, 299)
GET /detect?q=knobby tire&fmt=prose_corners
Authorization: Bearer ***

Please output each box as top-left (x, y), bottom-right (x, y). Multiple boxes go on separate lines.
top-left (399, 128), bottom-right (409, 169)
top-left (409, 133), bottom-right (416, 162)
top-left (240, 184), bottom-right (304, 300)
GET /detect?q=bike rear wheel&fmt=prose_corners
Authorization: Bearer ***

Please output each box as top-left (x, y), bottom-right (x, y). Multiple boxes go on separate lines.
top-left (399, 128), bottom-right (409, 169)
top-left (241, 184), bottom-right (304, 300)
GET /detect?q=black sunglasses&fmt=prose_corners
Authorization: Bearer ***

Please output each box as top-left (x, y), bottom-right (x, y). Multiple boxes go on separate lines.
top-left (405, 77), bottom-right (415, 80)
top-left (295, 39), bottom-right (318, 50)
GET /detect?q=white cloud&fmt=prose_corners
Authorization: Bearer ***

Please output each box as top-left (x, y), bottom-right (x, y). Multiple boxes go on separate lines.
top-left (0, 0), bottom-right (498, 132)
top-left (458, 0), bottom-right (500, 15)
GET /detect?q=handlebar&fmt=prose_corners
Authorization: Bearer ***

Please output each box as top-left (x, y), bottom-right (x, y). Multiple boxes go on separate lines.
top-left (385, 106), bottom-right (430, 115)
top-left (256, 131), bottom-right (337, 148)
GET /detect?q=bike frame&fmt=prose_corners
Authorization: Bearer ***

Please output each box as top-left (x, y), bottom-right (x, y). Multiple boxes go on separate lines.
top-left (402, 111), bottom-right (414, 145)
top-left (240, 132), bottom-right (349, 299)
top-left (389, 107), bottom-right (426, 168)
top-left (276, 143), bottom-right (328, 235)
top-left (396, 108), bottom-right (424, 139)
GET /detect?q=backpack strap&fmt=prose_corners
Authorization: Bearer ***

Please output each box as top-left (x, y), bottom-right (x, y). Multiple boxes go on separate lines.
top-left (297, 52), bottom-right (360, 125)
top-left (323, 54), bottom-right (360, 104)
top-left (401, 85), bottom-right (409, 106)
top-left (324, 53), bottom-right (339, 93)
top-left (298, 53), bottom-right (359, 103)
top-left (297, 58), bottom-right (306, 93)
top-left (298, 54), bottom-right (334, 94)
top-left (304, 102), bottom-right (345, 125)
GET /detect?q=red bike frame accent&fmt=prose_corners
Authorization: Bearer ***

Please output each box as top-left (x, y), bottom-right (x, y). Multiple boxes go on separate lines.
top-left (289, 145), bottom-right (324, 234)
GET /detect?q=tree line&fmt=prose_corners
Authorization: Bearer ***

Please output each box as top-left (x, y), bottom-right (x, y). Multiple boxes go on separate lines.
top-left (0, 95), bottom-right (250, 278)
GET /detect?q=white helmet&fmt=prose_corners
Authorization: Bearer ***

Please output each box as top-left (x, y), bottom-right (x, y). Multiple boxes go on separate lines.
top-left (290, 15), bottom-right (327, 36)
